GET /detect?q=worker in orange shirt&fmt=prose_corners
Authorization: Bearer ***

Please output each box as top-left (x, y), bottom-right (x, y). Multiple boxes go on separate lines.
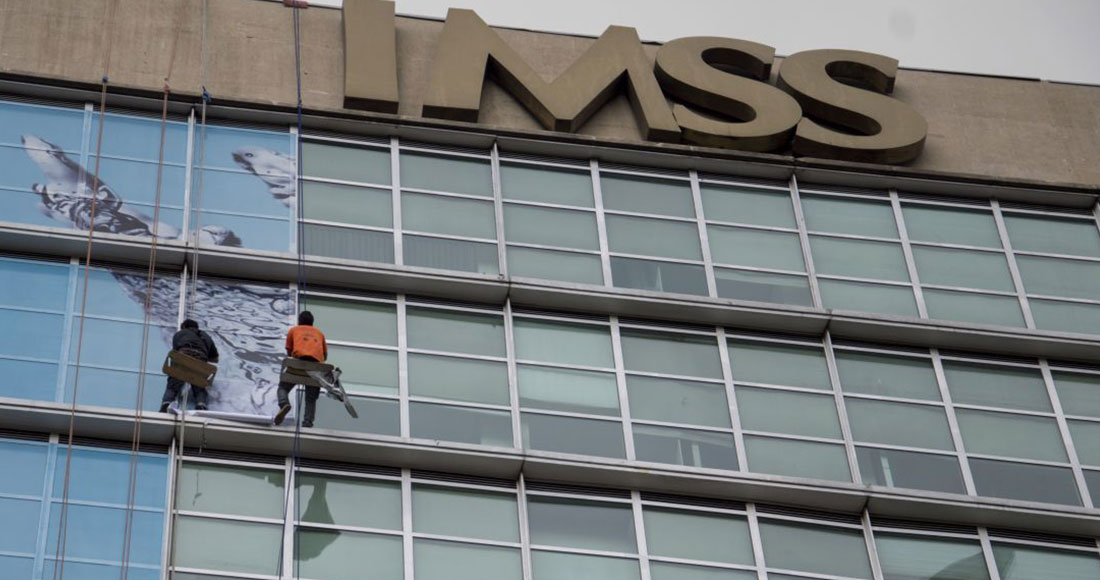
top-left (275, 310), bottom-right (328, 427)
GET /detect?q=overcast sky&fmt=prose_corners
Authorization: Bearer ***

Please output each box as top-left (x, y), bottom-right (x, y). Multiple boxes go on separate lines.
top-left (310, 0), bottom-right (1100, 85)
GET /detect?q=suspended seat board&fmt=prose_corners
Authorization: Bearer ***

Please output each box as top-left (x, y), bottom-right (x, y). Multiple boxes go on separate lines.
top-left (279, 358), bottom-right (359, 419)
top-left (162, 350), bottom-right (217, 388)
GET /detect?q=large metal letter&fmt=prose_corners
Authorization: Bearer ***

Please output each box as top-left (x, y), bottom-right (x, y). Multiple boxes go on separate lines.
top-left (343, 0), bottom-right (399, 113)
top-left (422, 9), bottom-right (680, 142)
top-left (778, 49), bottom-right (927, 164)
top-left (655, 37), bottom-right (802, 152)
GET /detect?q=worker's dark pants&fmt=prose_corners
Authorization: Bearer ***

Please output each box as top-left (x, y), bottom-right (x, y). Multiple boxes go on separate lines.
top-left (277, 356), bottom-right (321, 427)
top-left (162, 376), bottom-right (209, 408)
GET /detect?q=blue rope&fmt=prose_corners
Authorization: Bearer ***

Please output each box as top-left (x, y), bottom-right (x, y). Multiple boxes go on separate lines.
top-left (290, 5), bottom-right (305, 580)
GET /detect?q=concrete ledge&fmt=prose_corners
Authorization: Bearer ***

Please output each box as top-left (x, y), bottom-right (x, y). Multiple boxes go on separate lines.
top-left (4, 400), bottom-right (1100, 537)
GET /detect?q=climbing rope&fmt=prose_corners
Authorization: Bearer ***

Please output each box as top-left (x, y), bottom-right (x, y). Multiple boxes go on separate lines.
top-left (52, 0), bottom-right (119, 578)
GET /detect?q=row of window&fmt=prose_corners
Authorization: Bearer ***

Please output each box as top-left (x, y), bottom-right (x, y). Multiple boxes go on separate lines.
top-left (173, 450), bottom-right (1100, 580)
top-left (5, 99), bottom-right (1100, 338)
top-left (6, 255), bottom-right (1100, 509)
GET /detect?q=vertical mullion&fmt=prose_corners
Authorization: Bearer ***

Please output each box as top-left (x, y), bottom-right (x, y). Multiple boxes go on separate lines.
top-left (823, 332), bottom-right (861, 483)
top-left (991, 200), bottom-right (1036, 329)
top-left (181, 108), bottom-right (195, 243)
top-left (288, 126), bottom-right (300, 256)
top-left (79, 103), bottom-right (93, 196)
top-left (745, 503), bottom-right (768, 580)
top-left (397, 295), bottom-right (410, 438)
top-left (31, 436), bottom-right (59, 580)
top-left (402, 468), bottom-right (414, 580)
top-left (610, 316), bottom-right (636, 460)
top-left (159, 439), bottom-right (178, 580)
top-left (175, 268), bottom-right (188, 328)
top-left (931, 348), bottom-right (978, 495)
top-left (391, 137), bottom-right (403, 266)
top-left (491, 142), bottom-right (508, 277)
top-left (1039, 359), bottom-right (1094, 508)
top-left (632, 491), bottom-right (651, 580)
top-left (891, 190), bottom-right (928, 319)
top-left (716, 327), bottom-right (748, 471)
top-left (590, 159), bottom-right (614, 286)
top-left (517, 474), bottom-right (534, 580)
top-left (56, 258), bottom-right (80, 403)
top-left (689, 170), bottom-right (717, 298)
top-left (978, 527), bottom-right (1004, 580)
top-left (790, 175), bottom-right (823, 309)
top-left (861, 509), bottom-right (885, 580)
top-left (504, 299), bottom-right (522, 449)
top-left (281, 456), bottom-right (295, 579)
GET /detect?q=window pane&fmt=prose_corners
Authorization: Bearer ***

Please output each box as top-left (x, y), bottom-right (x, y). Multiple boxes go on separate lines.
top-left (811, 236), bottom-right (909, 281)
top-left (650, 562), bottom-right (755, 580)
top-left (416, 539), bottom-right (521, 580)
top-left (622, 330), bottom-right (722, 379)
top-left (514, 319), bottom-right (613, 367)
top-left (611, 257), bottom-right (708, 296)
top-left (507, 247), bottom-right (604, 285)
top-left (177, 464), bottom-right (284, 519)
top-left (0, 310), bottom-right (64, 360)
top-left (404, 235), bottom-right (499, 275)
top-left (303, 224), bottom-right (394, 263)
top-left (744, 436), bottom-right (851, 482)
top-left (758, 520), bottom-right (872, 579)
top-left (708, 226), bottom-right (805, 271)
top-left (193, 210), bottom-right (290, 252)
top-left (532, 551), bottom-right (640, 580)
top-left (407, 307), bottom-right (505, 357)
top-left (401, 152), bottom-right (491, 196)
top-left (44, 504), bottom-right (163, 565)
top-left (701, 184), bottom-right (794, 228)
top-left (857, 447), bottom-right (967, 494)
top-left (902, 205), bottom-right (1000, 248)
top-left (1053, 371), bottom-right (1100, 418)
top-left (802, 194), bottom-right (898, 238)
top-left (527, 497), bottom-right (636, 552)
top-left (410, 402), bottom-right (513, 447)
top-left (1004, 214), bottom-right (1100, 257)
top-left (1030, 298), bottom-right (1100, 335)
top-left (601, 174), bottom-right (694, 218)
top-left (518, 365), bottom-right (620, 416)
top-left (1085, 470), bottom-right (1100, 506)
top-left (913, 246), bottom-right (1015, 292)
top-left (409, 354), bottom-right (509, 405)
top-left (523, 413), bottom-right (625, 459)
top-left (298, 475), bottom-right (401, 529)
top-left (633, 425), bottom-right (738, 470)
top-left (413, 486), bottom-right (519, 542)
top-left (0, 358), bottom-right (57, 401)
top-left (994, 543), bottom-right (1100, 580)
top-left (302, 297), bottom-right (397, 346)
top-left (627, 375), bottom-right (730, 428)
top-left (303, 181), bottom-right (392, 228)
top-left (0, 440), bottom-right (47, 495)
top-left (714, 268), bottom-right (813, 306)
top-left (875, 533), bottom-right (989, 580)
top-left (923, 289), bottom-right (1026, 327)
top-left (958, 409), bottom-right (1066, 462)
top-left (607, 215), bottom-right (702, 260)
top-left (737, 387), bottom-right (841, 438)
top-left (403, 192), bottom-right (496, 239)
top-left (835, 351), bottom-right (939, 401)
top-left (504, 205), bottom-right (598, 250)
top-left (1016, 255), bottom-right (1100, 300)
top-left (315, 395), bottom-right (400, 436)
top-left (328, 346), bottom-right (398, 396)
top-left (1068, 420), bottom-right (1100, 466)
top-left (818, 279), bottom-right (919, 316)
top-left (728, 341), bottom-right (830, 389)
top-left (846, 398), bottom-right (954, 450)
top-left (52, 447), bottom-right (167, 507)
top-left (501, 163), bottom-right (593, 207)
top-left (643, 508), bottom-right (753, 564)
top-left (298, 529), bottom-right (402, 580)
top-left (942, 361), bottom-right (1051, 412)
top-left (0, 258), bottom-right (69, 310)
top-left (174, 517), bottom-right (281, 576)
top-left (0, 497), bottom-right (40, 553)
top-left (970, 459), bottom-right (1080, 505)
top-left (302, 142), bottom-right (390, 184)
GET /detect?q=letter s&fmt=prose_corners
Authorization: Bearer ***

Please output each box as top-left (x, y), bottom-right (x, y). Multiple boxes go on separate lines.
top-left (777, 49), bottom-right (927, 164)
top-left (655, 37), bottom-right (802, 152)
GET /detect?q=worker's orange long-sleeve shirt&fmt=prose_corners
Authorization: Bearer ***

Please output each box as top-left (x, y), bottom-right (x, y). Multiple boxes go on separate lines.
top-left (286, 325), bottom-right (327, 362)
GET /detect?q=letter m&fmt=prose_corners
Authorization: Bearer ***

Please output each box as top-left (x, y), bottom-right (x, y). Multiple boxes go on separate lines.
top-left (422, 9), bottom-right (680, 142)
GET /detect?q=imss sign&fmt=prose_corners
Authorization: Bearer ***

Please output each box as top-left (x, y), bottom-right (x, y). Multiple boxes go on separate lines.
top-left (342, 0), bottom-right (929, 164)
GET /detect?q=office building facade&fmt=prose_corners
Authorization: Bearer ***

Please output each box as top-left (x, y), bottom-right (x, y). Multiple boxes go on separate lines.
top-left (1, 0), bottom-right (1100, 578)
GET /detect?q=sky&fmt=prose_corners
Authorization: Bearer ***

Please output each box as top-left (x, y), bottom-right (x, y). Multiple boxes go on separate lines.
top-left (307, 0), bottom-right (1100, 86)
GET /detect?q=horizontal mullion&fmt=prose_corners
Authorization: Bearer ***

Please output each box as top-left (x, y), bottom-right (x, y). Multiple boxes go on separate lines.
top-left (504, 241), bottom-right (601, 255)
top-left (401, 230), bottom-right (498, 244)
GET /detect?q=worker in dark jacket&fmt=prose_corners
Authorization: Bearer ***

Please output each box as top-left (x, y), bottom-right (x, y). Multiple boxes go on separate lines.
top-left (275, 310), bottom-right (328, 427)
top-left (159, 319), bottom-right (219, 412)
